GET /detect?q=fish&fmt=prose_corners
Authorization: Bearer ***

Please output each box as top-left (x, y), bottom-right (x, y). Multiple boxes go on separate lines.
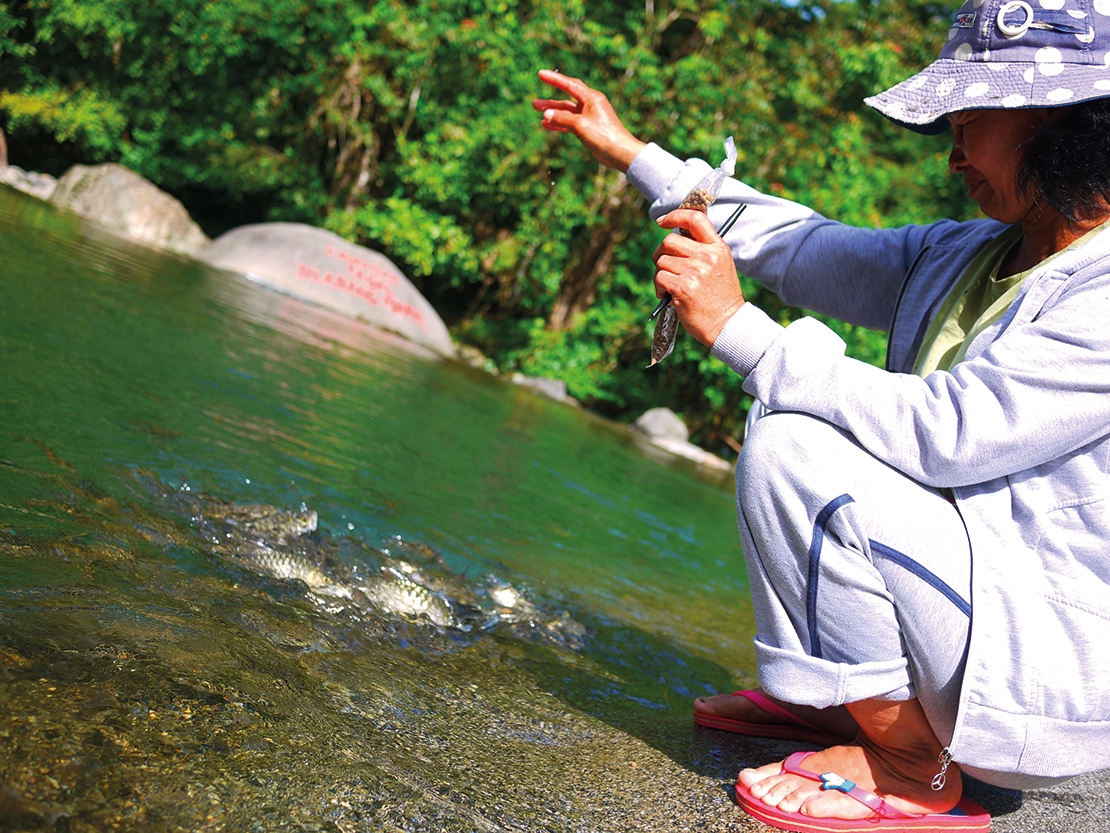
top-left (646, 189), bottom-right (712, 369)
top-left (358, 567), bottom-right (458, 628)
top-left (245, 546), bottom-right (335, 590)
top-left (163, 488), bottom-right (580, 638)
top-left (648, 303), bottom-right (678, 367)
top-left (218, 502), bottom-right (319, 545)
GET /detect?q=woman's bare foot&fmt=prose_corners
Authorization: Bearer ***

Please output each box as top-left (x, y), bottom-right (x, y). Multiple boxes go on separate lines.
top-left (694, 688), bottom-right (858, 739)
top-left (737, 698), bottom-right (961, 821)
top-left (738, 742), bottom-right (960, 820)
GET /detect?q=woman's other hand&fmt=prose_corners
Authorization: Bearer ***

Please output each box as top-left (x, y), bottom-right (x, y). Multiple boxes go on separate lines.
top-left (532, 70), bottom-right (646, 173)
top-left (654, 209), bottom-right (746, 347)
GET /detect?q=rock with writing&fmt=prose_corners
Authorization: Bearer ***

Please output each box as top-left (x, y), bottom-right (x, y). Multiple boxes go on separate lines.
top-left (196, 223), bottom-right (455, 358)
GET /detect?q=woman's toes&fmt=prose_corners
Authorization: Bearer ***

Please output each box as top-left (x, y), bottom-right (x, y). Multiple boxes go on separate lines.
top-left (737, 761), bottom-right (782, 791)
top-left (760, 779), bottom-right (803, 809)
top-left (693, 692), bottom-right (732, 713)
top-left (738, 770), bottom-right (768, 796)
top-left (775, 787), bottom-right (813, 815)
top-left (795, 790), bottom-right (864, 820)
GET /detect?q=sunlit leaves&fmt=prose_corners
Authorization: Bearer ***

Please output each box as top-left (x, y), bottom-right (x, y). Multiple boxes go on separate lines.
top-left (0, 0), bottom-right (970, 445)
top-left (0, 85), bottom-right (125, 151)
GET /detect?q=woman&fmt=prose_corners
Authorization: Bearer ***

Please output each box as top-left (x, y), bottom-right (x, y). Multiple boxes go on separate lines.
top-left (534, 1), bottom-right (1110, 830)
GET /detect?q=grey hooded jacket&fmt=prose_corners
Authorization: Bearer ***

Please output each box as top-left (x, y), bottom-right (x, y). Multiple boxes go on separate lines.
top-left (628, 142), bottom-right (1110, 778)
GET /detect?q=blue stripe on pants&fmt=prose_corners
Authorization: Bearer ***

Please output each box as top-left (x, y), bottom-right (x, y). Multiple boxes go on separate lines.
top-left (869, 539), bottom-right (972, 618)
top-left (806, 495), bottom-right (972, 659)
top-left (806, 493), bottom-right (855, 659)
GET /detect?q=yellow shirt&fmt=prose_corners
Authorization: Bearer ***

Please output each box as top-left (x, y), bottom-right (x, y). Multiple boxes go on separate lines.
top-left (914, 221), bottom-right (1110, 376)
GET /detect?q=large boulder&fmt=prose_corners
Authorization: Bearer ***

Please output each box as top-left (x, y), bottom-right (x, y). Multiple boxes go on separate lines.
top-left (196, 222), bottom-right (455, 358)
top-left (49, 163), bottom-right (209, 255)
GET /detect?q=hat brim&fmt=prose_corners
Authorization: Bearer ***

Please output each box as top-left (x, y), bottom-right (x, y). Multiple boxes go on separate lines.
top-left (865, 57), bottom-right (1110, 134)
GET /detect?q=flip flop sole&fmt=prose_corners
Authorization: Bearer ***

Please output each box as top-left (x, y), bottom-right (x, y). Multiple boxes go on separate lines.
top-left (735, 783), bottom-right (991, 832)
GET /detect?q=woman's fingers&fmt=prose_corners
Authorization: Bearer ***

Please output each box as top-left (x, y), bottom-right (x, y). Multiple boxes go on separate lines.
top-left (536, 69), bottom-right (594, 101)
top-left (533, 70), bottom-right (646, 172)
top-left (657, 208), bottom-right (720, 242)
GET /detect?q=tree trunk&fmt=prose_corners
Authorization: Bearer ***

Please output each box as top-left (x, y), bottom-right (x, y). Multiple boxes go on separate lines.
top-left (548, 177), bottom-right (643, 331)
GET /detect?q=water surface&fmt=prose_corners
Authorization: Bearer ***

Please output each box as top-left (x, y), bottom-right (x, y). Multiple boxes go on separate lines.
top-left (0, 185), bottom-right (769, 831)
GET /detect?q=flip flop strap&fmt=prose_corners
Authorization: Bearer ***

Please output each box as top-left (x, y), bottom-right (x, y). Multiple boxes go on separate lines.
top-left (734, 690), bottom-right (830, 736)
top-left (781, 752), bottom-right (921, 821)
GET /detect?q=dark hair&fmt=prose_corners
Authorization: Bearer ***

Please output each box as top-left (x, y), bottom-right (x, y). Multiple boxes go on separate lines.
top-left (1018, 97), bottom-right (1110, 224)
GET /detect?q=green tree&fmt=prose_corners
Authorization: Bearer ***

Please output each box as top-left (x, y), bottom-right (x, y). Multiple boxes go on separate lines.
top-left (0, 0), bottom-right (970, 450)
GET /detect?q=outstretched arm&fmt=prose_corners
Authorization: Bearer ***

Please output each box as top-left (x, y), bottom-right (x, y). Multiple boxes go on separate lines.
top-left (532, 70), bottom-right (647, 173)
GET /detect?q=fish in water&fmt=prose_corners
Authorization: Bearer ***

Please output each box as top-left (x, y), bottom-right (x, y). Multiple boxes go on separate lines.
top-left (177, 494), bottom-right (464, 626)
top-left (191, 499), bottom-right (360, 598)
top-left (156, 484), bottom-right (582, 640)
top-left (358, 566), bottom-right (458, 628)
top-left (213, 501), bottom-right (319, 545)
top-left (240, 543), bottom-right (351, 598)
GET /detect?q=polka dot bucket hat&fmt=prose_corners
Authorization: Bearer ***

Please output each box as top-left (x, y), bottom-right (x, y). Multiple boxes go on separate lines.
top-left (865, 0), bottom-right (1110, 133)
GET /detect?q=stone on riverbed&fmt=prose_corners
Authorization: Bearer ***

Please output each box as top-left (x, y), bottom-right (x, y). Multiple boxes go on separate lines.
top-left (511, 373), bottom-right (570, 402)
top-left (634, 407), bottom-right (690, 443)
top-left (196, 222), bottom-right (456, 358)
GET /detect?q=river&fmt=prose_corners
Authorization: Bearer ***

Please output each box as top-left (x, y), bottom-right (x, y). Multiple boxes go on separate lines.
top-left (0, 184), bottom-right (780, 831)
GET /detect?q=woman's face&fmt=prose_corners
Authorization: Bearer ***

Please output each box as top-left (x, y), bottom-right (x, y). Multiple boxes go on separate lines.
top-left (947, 108), bottom-right (1054, 224)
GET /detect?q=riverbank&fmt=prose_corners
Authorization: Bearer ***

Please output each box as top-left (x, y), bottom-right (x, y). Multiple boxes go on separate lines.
top-left (3, 627), bottom-right (1105, 833)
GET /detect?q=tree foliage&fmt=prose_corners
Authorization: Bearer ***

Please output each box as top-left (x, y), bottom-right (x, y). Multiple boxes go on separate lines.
top-left (0, 0), bottom-right (973, 451)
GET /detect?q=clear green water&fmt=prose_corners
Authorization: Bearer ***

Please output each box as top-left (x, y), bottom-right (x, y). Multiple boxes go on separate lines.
top-left (0, 185), bottom-right (764, 831)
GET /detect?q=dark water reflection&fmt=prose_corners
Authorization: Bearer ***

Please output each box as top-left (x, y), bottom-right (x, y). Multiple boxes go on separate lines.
top-left (0, 185), bottom-right (768, 831)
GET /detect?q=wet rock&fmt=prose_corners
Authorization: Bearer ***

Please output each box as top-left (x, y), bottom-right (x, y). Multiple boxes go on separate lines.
top-left (633, 407), bottom-right (734, 472)
top-left (196, 223), bottom-right (456, 358)
top-left (49, 163), bottom-right (209, 255)
top-left (0, 785), bottom-right (69, 826)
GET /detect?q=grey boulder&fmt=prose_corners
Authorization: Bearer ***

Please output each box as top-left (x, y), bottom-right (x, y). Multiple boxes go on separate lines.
top-left (49, 163), bottom-right (209, 255)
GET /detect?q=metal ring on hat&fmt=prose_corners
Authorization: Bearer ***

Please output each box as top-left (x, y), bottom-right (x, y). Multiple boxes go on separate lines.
top-left (997, 0), bottom-right (1033, 37)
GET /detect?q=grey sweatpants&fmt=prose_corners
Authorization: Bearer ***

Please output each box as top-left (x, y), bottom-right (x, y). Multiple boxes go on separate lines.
top-left (737, 411), bottom-right (972, 743)
top-left (736, 410), bottom-right (1067, 790)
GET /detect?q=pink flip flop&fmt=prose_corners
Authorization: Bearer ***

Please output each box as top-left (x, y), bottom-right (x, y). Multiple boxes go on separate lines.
top-left (694, 690), bottom-right (854, 746)
top-left (735, 751), bottom-right (991, 832)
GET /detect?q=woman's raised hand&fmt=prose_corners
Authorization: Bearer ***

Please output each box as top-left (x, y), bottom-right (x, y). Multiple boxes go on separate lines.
top-left (653, 209), bottom-right (746, 347)
top-left (532, 70), bottom-right (647, 173)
